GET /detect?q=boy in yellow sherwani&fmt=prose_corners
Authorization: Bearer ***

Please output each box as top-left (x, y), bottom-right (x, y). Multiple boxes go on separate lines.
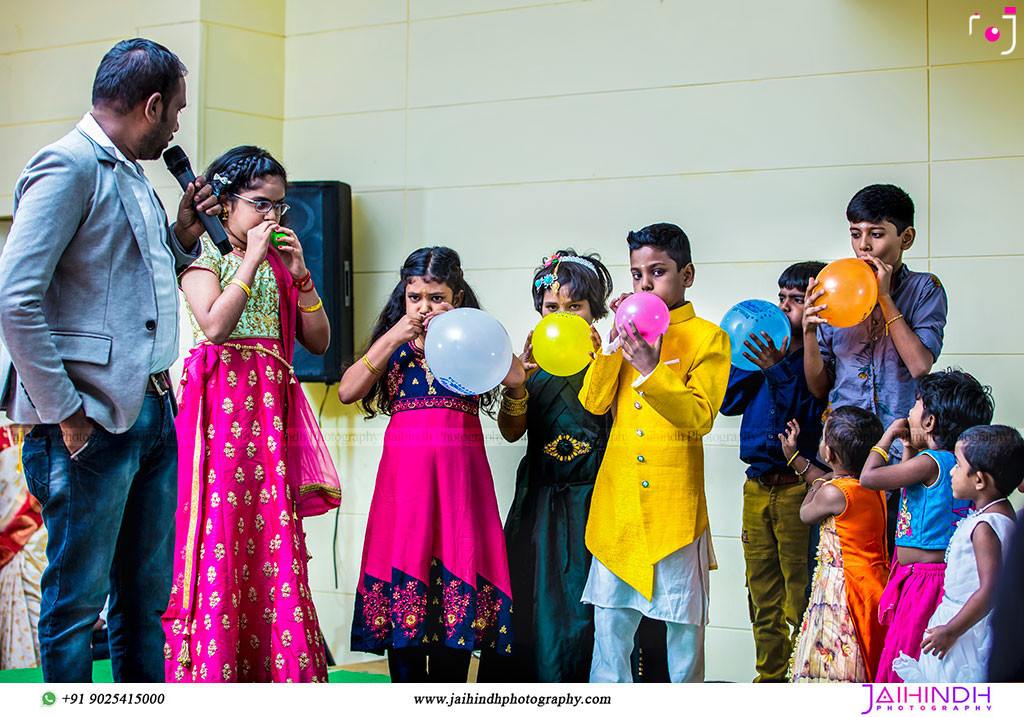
top-left (579, 223), bottom-right (730, 682)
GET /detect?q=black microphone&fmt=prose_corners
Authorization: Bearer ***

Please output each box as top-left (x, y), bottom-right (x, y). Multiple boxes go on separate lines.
top-left (163, 145), bottom-right (232, 255)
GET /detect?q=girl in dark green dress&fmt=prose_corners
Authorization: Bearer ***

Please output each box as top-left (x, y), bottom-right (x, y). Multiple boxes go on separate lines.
top-left (478, 250), bottom-right (613, 683)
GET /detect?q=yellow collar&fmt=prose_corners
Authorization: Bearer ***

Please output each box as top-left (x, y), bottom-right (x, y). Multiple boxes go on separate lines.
top-left (668, 302), bottom-right (695, 325)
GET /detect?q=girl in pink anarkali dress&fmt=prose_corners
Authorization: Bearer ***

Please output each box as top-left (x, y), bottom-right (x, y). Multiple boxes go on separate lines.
top-left (338, 246), bottom-right (521, 683)
top-left (162, 147), bottom-right (340, 683)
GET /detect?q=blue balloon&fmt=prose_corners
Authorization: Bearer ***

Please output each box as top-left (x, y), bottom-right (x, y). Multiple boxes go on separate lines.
top-left (720, 300), bottom-right (792, 371)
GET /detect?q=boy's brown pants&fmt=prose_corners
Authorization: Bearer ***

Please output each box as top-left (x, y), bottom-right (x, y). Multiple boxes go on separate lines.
top-left (742, 477), bottom-right (811, 682)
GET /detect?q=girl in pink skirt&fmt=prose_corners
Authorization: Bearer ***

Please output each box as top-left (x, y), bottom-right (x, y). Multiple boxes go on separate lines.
top-left (338, 247), bottom-right (522, 682)
top-left (163, 146), bottom-right (341, 682)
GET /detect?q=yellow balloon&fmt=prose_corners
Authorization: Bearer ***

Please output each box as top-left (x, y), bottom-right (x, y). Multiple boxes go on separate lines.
top-left (531, 312), bottom-right (593, 377)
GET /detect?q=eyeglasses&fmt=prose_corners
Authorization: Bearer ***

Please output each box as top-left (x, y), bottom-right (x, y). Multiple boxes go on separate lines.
top-left (230, 193), bottom-right (290, 216)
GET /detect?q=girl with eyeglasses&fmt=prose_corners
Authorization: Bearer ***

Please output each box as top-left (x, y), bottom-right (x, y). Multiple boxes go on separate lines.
top-left (162, 145), bottom-right (341, 683)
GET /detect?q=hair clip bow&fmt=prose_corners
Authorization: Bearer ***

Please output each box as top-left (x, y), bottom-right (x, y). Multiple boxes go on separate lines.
top-left (210, 172), bottom-right (230, 197)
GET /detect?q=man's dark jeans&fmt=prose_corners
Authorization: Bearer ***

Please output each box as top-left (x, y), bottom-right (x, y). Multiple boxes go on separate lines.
top-left (21, 392), bottom-right (177, 682)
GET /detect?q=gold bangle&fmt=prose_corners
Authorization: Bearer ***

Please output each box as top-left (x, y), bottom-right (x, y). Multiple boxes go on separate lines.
top-left (884, 313), bottom-right (904, 336)
top-left (298, 299), bottom-right (323, 313)
top-left (500, 388), bottom-right (529, 416)
top-left (786, 452), bottom-right (799, 467)
top-left (229, 278), bottom-right (251, 299)
top-left (500, 401), bottom-right (528, 417)
top-left (870, 446), bottom-right (890, 461)
top-left (361, 355), bottom-right (382, 376)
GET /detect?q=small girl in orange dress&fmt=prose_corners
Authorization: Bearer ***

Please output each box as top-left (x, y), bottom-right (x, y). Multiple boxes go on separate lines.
top-left (781, 406), bottom-right (890, 682)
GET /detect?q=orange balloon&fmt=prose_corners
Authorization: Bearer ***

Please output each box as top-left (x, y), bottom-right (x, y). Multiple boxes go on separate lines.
top-left (811, 258), bottom-right (879, 328)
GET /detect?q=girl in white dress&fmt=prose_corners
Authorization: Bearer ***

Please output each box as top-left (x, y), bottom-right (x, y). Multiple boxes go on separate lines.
top-left (892, 424), bottom-right (1023, 683)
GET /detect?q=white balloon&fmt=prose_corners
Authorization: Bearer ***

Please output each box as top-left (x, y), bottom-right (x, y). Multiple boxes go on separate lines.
top-left (423, 308), bottom-right (513, 395)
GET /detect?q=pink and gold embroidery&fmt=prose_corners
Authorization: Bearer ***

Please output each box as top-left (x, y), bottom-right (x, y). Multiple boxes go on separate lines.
top-left (441, 579), bottom-right (472, 639)
top-left (392, 581), bottom-right (426, 638)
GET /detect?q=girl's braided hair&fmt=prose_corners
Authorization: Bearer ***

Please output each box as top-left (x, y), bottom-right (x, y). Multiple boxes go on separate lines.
top-left (205, 145), bottom-right (286, 197)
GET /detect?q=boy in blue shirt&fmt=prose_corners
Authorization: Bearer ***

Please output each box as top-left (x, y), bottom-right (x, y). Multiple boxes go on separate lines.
top-left (720, 261), bottom-right (826, 682)
top-left (802, 183), bottom-right (948, 559)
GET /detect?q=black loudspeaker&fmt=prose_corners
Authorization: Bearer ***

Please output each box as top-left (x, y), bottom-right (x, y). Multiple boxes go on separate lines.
top-left (284, 181), bottom-right (353, 383)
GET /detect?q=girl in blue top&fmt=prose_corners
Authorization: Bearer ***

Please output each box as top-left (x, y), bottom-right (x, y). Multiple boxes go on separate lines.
top-left (860, 369), bottom-right (994, 682)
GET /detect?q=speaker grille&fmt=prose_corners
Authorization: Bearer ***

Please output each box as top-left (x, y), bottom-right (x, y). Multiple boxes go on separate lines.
top-left (283, 181), bottom-right (353, 383)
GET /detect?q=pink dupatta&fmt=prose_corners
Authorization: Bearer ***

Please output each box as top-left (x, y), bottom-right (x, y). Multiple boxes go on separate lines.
top-left (265, 247), bottom-right (341, 517)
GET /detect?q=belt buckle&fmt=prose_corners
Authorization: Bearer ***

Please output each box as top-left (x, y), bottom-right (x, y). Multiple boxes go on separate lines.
top-left (149, 373), bottom-right (168, 397)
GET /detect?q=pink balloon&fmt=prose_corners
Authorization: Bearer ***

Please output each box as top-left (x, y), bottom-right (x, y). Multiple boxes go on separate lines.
top-left (615, 293), bottom-right (670, 343)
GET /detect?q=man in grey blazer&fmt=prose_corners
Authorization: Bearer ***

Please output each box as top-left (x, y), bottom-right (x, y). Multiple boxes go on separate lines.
top-left (0, 38), bottom-right (220, 682)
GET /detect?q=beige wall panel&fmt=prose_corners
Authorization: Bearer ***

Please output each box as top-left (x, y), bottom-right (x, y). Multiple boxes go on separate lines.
top-left (305, 510), bottom-right (368, 595)
top-left (0, 42), bottom-right (111, 126)
top-left (411, 0), bottom-right (569, 22)
top-left (482, 432), bottom-right (528, 517)
top-left (409, 0), bottom-right (926, 107)
top-left (0, 0), bottom-right (200, 54)
top-left (407, 70), bottom-right (928, 188)
top-left (705, 444), bottom-right (744, 541)
top-left (932, 256), bottom-right (1024, 355)
top-left (929, 0), bottom-right (1021, 65)
top-left (203, 108), bottom-right (283, 167)
top-left (201, 0), bottom-right (285, 35)
top-left (706, 536), bottom-right (753, 631)
top-left (285, 25), bottom-right (407, 118)
top-left (930, 60), bottom-right (1024, 161)
top-left (351, 191), bottom-right (405, 273)
top-left (709, 413), bottom-right (742, 451)
top-left (706, 626), bottom-right (757, 682)
top-left (287, 0), bottom-right (407, 35)
top-left (931, 158), bottom-right (1024, 258)
top-left (203, 24), bottom-right (284, 118)
top-left (284, 111), bottom-right (406, 191)
top-left (935, 355), bottom-right (1024, 429)
top-left (310, 589), bottom-right (366, 666)
top-left (404, 164), bottom-right (928, 272)
top-left (350, 271), bottom-right (405, 349)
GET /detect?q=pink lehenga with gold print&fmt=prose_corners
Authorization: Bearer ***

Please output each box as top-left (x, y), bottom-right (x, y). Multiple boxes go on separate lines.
top-left (162, 236), bottom-right (341, 683)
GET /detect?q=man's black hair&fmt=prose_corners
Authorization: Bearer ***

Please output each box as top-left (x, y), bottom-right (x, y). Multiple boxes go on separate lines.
top-left (92, 38), bottom-right (187, 116)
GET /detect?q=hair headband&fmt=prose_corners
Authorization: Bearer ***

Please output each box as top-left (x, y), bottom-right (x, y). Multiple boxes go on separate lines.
top-left (534, 253), bottom-right (599, 292)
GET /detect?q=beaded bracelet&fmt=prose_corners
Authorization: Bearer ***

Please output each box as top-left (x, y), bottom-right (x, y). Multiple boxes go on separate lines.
top-left (884, 314), bottom-right (904, 336)
top-left (794, 457), bottom-right (812, 477)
